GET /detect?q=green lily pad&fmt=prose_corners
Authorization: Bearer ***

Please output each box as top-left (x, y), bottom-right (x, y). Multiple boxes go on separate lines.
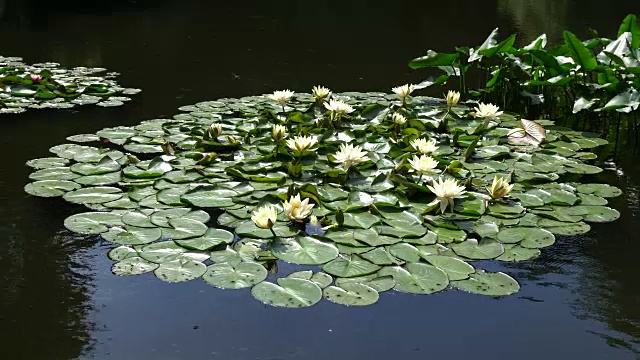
top-left (161, 218), bottom-right (208, 240)
top-left (154, 259), bottom-right (207, 283)
top-left (112, 257), bottom-right (159, 276)
top-left (272, 236), bottom-right (339, 265)
top-left (451, 270), bottom-right (520, 296)
top-left (322, 255), bottom-right (381, 278)
top-left (378, 263), bottom-right (449, 294)
top-left (176, 228), bottom-right (234, 250)
top-left (576, 183), bottom-right (622, 198)
top-left (424, 255), bottom-right (475, 280)
top-left (25, 180), bottom-right (81, 197)
top-left (323, 282), bottom-right (379, 306)
top-left (64, 211), bottom-right (124, 234)
top-left (496, 245), bottom-right (541, 262)
top-left (63, 186), bottom-right (123, 204)
top-left (202, 262), bottom-right (267, 289)
top-left (451, 238), bottom-right (504, 259)
top-left (251, 278), bottom-right (323, 308)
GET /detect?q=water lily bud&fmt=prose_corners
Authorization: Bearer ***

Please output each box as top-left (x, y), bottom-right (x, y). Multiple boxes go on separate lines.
top-left (271, 124), bottom-right (287, 141)
top-left (309, 215), bottom-right (319, 226)
top-left (30, 74), bottom-right (42, 82)
top-left (391, 113), bottom-right (407, 125)
top-left (487, 176), bottom-right (514, 199)
top-left (209, 123), bottom-right (222, 138)
top-left (445, 90), bottom-right (460, 107)
top-left (226, 135), bottom-right (239, 144)
top-left (251, 205), bottom-right (278, 229)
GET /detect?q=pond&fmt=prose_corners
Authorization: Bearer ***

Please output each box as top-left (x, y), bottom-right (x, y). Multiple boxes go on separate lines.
top-left (1, 1), bottom-right (639, 359)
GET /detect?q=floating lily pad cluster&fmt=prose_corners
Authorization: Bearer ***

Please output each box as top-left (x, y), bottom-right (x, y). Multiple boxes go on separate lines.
top-left (23, 89), bottom-right (621, 308)
top-left (0, 55), bottom-right (140, 113)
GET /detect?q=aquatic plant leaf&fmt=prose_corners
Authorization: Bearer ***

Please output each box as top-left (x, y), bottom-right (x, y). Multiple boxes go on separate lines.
top-left (112, 257), bottom-right (158, 276)
top-left (101, 226), bottom-right (162, 245)
top-left (576, 183), bottom-right (622, 198)
top-left (64, 211), bottom-right (124, 234)
top-left (323, 282), bottom-right (379, 306)
top-left (203, 262), bottom-right (267, 289)
top-left (378, 263), bottom-right (449, 294)
top-left (322, 255), bottom-right (381, 278)
top-left (63, 186), bottom-right (123, 204)
top-left (451, 238), bottom-right (504, 260)
top-left (496, 245), bottom-right (541, 262)
top-left (452, 270), bottom-right (519, 296)
top-left (154, 259), bottom-right (207, 283)
top-left (271, 236), bottom-right (339, 265)
top-left (108, 245), bottom-right (138, 261)
top-left (176, 228), bottom-right (234, 250)
top-left (251, 278), bottom-right (322, 308)
top-left (161, 218), bottom-right (208, 240)
top-left (335, 275), bottom-right (395, 293)
top-left (24, 180), bottom-right (81, 197)
top-left (29, 167), bottom-right (80, 181)
top-left (563, 31), bottom-right (597, 71)
top-left (424, 255), bottom-right (474, 280)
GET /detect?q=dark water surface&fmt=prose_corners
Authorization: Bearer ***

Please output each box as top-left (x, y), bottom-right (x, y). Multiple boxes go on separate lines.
top-left (1, 1), bottom-right (639, 359)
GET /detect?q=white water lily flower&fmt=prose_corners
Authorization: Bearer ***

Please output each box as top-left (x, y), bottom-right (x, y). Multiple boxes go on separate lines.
top-left (286, 135), bottom-right (318, 152)
top-left (267, 90), bottom-right (294, 104)
top-left (474, 103), bottom-right (503, 119)
top-left (427, 177), bottom-right (467, 213)
top-left (209, 123), bottom-right (222, 138)
top-left (487, 176), bottom-right (514, 199)
top-left (251, 205), bottom-right (278, 229)
top-left (408, 155), bottom-right (440, 174)
top-left (392, 84), bottom-right (415, 98)
top-left (325, 99), bottom-right (355, 116)
top-left (333, 143), bottom-right (369, 169)
top-left (283, 194), bottom-right (315, 222)
top-left (446, 90), bottom-right (461, 107)
top-left (410, 138), bottom-right (438, 154)
top-left (312, 85), bottom-right (332, 100)
top-left (391, 113), bottom-right (407, 125)
top-left (271, 124), bottom-right (287, 141)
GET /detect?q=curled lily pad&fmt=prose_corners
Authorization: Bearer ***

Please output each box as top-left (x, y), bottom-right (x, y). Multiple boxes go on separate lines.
top-left (251, 278), bottom-right (323, 308)
top-left (203, 262), bottom-right (267, 289)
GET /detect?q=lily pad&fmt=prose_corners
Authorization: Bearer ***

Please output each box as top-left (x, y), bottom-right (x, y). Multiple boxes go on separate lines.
top-left (452, 270), bottom-right (520, 296)
top-left (202, 262), bottom-right (267, 289)
top-left (251, 278), bottom-right (323, 308)
top-left (323, 282), bottom-right (379, 306)
top-left (378, 263), bottom-right (449, 294)
top-left (272, 236), bottom-right (339, 265)
top-left (112, 257), bottom-right (159, 276)
top-left (154, 259), bottom-right (207, 283)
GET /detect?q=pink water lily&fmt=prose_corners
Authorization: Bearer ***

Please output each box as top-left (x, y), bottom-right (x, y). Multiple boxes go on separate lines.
top-left (30, 74), bottom-right (42, 82)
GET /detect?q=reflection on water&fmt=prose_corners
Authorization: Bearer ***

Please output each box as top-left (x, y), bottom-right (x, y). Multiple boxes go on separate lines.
top-left (1, 0), bottom-right (639, 358)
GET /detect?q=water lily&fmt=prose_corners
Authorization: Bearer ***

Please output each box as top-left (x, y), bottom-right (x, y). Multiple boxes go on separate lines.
top-left (208, 123), bottom-right (222, 138)
top-left (474, 103), bottom-right (503, 119)
top-left (410, 138), bottom-right (438, 154)
top-left (392, 84), bottom-right (415, 98)
top-left (391, 113), bottom-right (407, 125)
top-left (30, 74), bottom-right (42, 82)
top-left (408, 155), bottom-right (439, 174)
top-left (325, 99), bottom-right (355, 121)
top-left (333, 143), bottom-right (369, 169)
top-left (271, 124), bottom-right (287, 141)
top-left (283, 194), bottom-right (315, 222)
top-left (267, 90), bottom-right (294, 104)
top-left (286, 135), bottom-right (318, 152)
top-left (251, 205), bottom-right (278, 229)
top-left (312, 86), bottom-right (332, 102)
top-left (445, 90), bottom-right (460, 107)
top-left (427, 177), bottom-right (467, 213)
top-left (487, 176), bottom-right (514, 199)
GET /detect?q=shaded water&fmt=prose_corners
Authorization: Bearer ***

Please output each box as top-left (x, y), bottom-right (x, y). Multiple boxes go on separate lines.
top-left (0, 1), bottom-right (639, 359)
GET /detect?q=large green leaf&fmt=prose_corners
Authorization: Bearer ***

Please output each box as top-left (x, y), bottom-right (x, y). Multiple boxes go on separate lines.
top-left (272, 236), bottom-right (339, 265)
top-left (378, 263), bottom-right (449, 294)
top-left (618, 14), bottom-right (640, 49)
top-left (562, 31), bottom-right (597, 71)
top-left (452, 270), bottom-right (520, 296)
top-left (154, 259), bottom-right (207, 282)
top-left (251, 278), bottom-right (322, 308)
top-left (202, 262), bottom-right (267, 289)
top-left (323, 282), bottom-right (379, 306)
top-left (322, 255), bottom-right (381, 278)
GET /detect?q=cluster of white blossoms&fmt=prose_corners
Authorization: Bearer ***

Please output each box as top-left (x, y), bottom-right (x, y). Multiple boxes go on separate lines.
top-left (286, 135), bottom-right (318, 152)
top-left (333, 143), bottom-right (369, 169)
top-left (410, 138), bottom-right (438, 154)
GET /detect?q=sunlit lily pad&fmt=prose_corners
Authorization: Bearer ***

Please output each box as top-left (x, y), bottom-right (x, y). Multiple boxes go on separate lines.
top-left (451, 270), bottom-right (520, 296)
top-left (251, 278), bottom-right (323, 308)
top-left (202, 262), bottom-right (267, 289)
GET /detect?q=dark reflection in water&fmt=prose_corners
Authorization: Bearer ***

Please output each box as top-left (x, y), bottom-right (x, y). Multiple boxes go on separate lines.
top-left (0, 1), bottom-right (639, 359)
